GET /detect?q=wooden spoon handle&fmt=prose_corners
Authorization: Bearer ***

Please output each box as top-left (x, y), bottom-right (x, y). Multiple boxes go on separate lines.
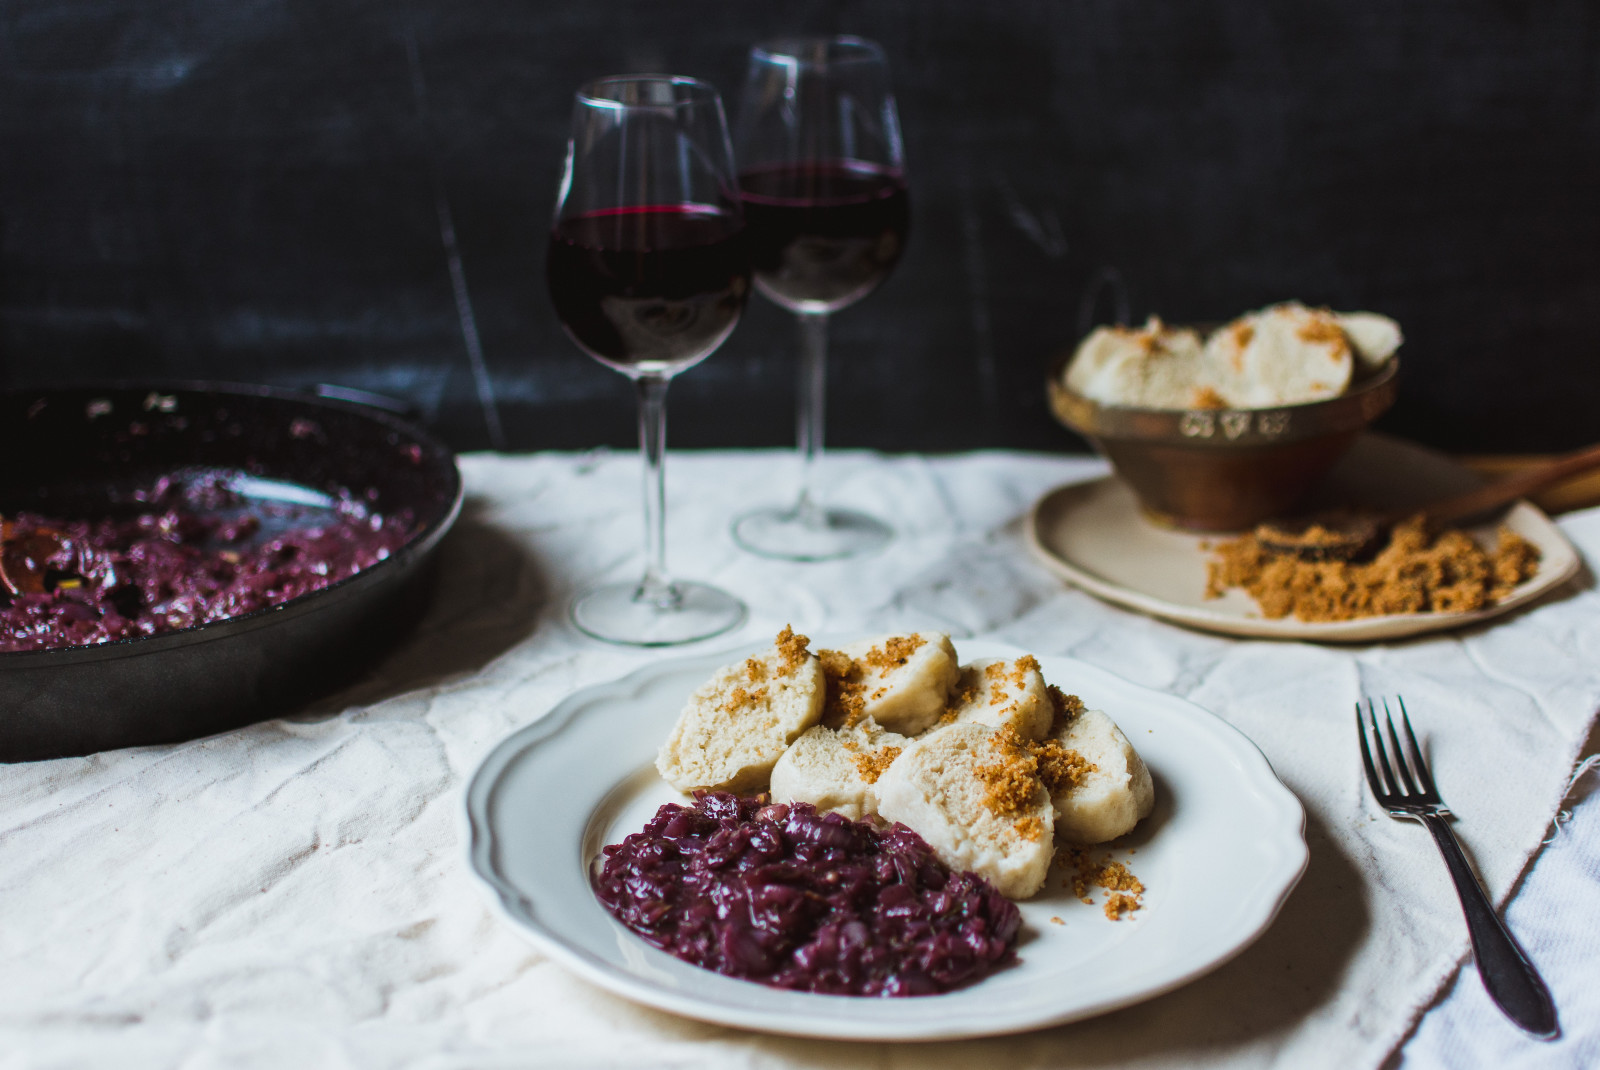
top-left (1423, 443), bottom-right (1600, 527)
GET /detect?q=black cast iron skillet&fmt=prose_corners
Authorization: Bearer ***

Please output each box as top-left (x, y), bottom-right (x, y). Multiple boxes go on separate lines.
top-left (0, 383), bottom-right (463, 762)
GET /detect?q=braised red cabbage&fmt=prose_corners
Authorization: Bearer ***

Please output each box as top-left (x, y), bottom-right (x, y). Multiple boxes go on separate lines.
top-left (1, 472), bottom-right (411, 652)
top-left (592, 792), bottom-right (1021, 996)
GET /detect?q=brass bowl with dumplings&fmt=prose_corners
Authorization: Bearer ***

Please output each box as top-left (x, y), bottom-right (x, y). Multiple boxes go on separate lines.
top-left (1046, 351), bottom-right (1399, 532)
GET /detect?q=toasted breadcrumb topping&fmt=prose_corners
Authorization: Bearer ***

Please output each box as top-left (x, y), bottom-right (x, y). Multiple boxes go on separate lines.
top-left (818, 649), bottom-right (868, 727)
top-left (1103, 893), bottom-right (1141, 920)
top-left (817, 648), bottom-right (854, 678)
top-left (1191, 386), bottom-right (1228, 410)
top-left (1047, 686), bottom-right (1086, 735)
top-left (1206, 517), bottom-right (1541, 621)
top-left (1013, 815), bottom-right (1047, 841)
top-left (774, 626), bottom-right (812, 675)
top-left (1494, 528), bottom-right (1541, 590)
top-left (744, 657), bottom-right (767, 682)
top-left (719, 686), bottom-right (767, 715)
top-left (1049, 916), bottom-right (1065, 926)
top-left (859, 635), bottom-right (925, 671)
top-left (1096, 860), bottom-right (1143, 894)
top-left (982, 657), bottom-right (1043, 707)
top-left (1295, 312), bottom-right (1349, 353)
top-left (851, 746), bottom-right (902, 785)
top-left (976, 723), bottom-right (1100, 817)
top-left (1058, 847), bottom-right (1146, 919)
top-left (974, 726), bottom-right (1042, 817)
top-left (1231, 321), bottom-right (1255, 348)
top-left (828, 684), bottom-right (867, 727)
top-left (984, 661), bottom-right (1008, 704)
top-left (1033, 739), bottom-right (1097, 794)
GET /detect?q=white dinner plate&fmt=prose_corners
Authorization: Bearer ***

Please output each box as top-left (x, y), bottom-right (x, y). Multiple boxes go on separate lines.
top-left (1027, 435), bottom-right (1582, 643)
top-left (462, 640), bottom-right (1307, 1040)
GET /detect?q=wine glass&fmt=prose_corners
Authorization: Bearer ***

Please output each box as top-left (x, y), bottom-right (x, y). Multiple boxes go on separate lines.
top-left (547, 75), bottom-right (750, 645)
top-left (729, 37), bottom-right (910, 561)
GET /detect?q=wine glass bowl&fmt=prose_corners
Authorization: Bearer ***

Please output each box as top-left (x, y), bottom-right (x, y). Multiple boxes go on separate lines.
top-left (547, 204), bottom-right (749, 376)
top-left (741, 159), bottom-right (910, 314)
top-left (730, 37), bottom-right (908, 561)
top-left (548, 75), bottom-right (749, 645)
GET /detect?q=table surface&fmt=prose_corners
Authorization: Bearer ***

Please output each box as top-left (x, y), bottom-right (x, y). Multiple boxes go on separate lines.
top-left (1, 447), bottom-right (1596, 1070)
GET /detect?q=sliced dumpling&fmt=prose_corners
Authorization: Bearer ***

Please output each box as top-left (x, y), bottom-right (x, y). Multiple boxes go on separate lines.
top-left (818, 632), bottom-right (959, 736)
top-left (875, 723), bottom-right (1055, 899)
top-left (1063, 317), bottom-right (1209, 409)
top-left (768, 717), bottom-right (910, 821)
top-left (1334, 311), bottom-right (1403, 370)
top-left (1133, 325), bottom-right (1218, 410)
top-left (945, 656), bottom-right (1052, 741)
top-left (1205, 302), bottom-right (1353, 407)
top-left (1062, 321), bottom-right (1157, 405)
top-left (1043, 704), bottom-right (1155, 845)
top-left (656, 627), bottom-right (824, 793)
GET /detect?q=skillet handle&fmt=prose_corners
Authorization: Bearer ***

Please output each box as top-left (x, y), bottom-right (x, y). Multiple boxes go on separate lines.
top-left (309, 383), bottom-right (422, 420)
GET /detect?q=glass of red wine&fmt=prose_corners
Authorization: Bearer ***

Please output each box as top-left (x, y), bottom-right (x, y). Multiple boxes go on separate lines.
top-left (729, 37), bottom-right (910, 561)
top-left (548, 75), bottom-right (750, 645)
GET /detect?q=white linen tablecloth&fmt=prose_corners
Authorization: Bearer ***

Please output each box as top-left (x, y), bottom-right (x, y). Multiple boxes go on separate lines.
top-left (2, 449), bottom-right (1597, 1069)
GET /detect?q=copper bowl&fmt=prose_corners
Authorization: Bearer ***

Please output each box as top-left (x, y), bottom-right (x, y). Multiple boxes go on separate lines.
top-left (1046, 351), bottom-right (1400, 532)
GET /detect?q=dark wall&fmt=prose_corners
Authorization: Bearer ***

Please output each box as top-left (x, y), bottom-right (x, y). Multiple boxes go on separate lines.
top-left (4, 1), bottom-right (1597, 453)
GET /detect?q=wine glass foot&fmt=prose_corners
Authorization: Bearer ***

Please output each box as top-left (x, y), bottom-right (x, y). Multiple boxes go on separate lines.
top-left (731, 505), bottom-right (893, 562)
top-left (570, 580), bottom-right (746, 647)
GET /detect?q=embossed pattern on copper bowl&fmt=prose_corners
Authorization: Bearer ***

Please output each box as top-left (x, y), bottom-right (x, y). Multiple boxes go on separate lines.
top-left (1046, 351), bottom-right (1399, 532)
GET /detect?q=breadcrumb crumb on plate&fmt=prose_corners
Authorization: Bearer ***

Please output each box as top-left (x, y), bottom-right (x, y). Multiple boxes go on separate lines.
top-left (1027, 434), bottom-right (1580, 643)
top-left (464, 640), bottom-right (1306, 1040)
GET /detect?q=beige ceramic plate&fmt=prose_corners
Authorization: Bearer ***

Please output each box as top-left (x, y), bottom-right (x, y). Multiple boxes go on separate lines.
top-left (1027, 434), bottom-right (1582, 642)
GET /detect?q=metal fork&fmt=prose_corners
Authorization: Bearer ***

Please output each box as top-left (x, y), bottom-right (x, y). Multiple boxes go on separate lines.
top-left (1357, 696), bottom-right (1558, 1038)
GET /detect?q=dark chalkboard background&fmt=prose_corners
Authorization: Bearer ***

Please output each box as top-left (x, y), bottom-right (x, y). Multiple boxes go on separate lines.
top-left (3, 1), bottom-right (1597, 453)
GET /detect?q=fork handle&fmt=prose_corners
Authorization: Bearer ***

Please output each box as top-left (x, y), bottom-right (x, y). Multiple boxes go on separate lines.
top-left (1419, 814), bottom-right (1558, 1038)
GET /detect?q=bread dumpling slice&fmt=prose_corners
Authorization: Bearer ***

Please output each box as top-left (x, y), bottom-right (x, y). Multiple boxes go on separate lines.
top-left (1062, 322), bottom-right (1156, 405)
top-left (1127, 325), bottom-right (1215, 410)
top-left (945, 656), bottom-right (1052, 740)
top-left (875, 723), bottom-right (1055, 899)
top-left (1204, 303), bottom-right (1353, 407)
top-left (1045, 705), bottom-right (1155, 844)
top-left (1334, 311), bottom-right (1403, 370)
top-left (1062, 317), bottom-right (1207, 410)
top-left (656, 627), bottom-right (824, 793)
top-left (819, 632), bottom-right (958, 736)
top-left (768, 718), bottom-right (910, 821)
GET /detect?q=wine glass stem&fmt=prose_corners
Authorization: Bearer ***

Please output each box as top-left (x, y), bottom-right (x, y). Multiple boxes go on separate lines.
top-left (794, 310), bottom-right (830, 529)
top-left (634, 373), bottom-right (680, 610)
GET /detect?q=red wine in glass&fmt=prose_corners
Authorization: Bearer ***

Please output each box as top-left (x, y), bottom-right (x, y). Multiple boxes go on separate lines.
top-left (548, 205), bottom-right (750, 375)
top-left (550, 74), bottom-right (749, 646)
top-left (739, 160), bottom-right (910, 313)
top-left (729, 36), bottom-right (909, 562)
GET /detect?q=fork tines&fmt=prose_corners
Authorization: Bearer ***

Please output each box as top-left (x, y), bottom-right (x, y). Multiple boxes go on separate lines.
top-left (1357, 695), bottom-right (1447, 812)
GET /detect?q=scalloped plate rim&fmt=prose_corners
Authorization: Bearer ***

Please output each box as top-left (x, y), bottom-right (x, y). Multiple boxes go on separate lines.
top-left (461, 641), bottom-right (1308, 1040)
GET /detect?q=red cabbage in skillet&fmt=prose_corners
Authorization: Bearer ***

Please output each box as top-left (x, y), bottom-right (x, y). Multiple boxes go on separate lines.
top-left (0, 383), bottom-right (462, 762)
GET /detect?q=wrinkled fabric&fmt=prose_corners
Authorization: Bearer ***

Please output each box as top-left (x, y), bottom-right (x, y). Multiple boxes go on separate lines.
top-left (1399, 756), bottom-right (1600, 1068)
top-left (1, 449), bottom-right (1595, 1069)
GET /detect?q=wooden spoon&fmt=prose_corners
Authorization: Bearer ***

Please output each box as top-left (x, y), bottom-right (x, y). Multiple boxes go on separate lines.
top-left (1256, 442), bottom-right (1600, 561)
